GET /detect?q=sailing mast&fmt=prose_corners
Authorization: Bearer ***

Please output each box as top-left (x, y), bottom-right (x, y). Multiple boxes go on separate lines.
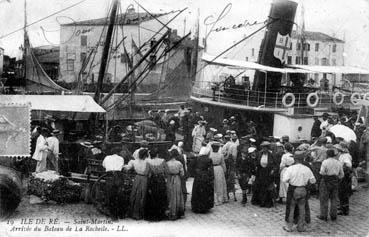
top-left (94, 0), bottom-right (119, 103)
top-left (23, 0), bottom-right (27, 88)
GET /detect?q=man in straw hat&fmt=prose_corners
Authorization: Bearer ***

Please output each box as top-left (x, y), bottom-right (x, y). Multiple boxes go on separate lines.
top-left (317, 148), bottom-right (344, 221)
top-left (335, 142), bottom-right (352, 216)
top-left (282, 151), bottom-right (316, 232)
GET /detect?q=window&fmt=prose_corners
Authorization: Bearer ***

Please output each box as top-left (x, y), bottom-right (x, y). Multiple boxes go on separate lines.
top-left (251, 48), bottom-right (255, 57)
top-left (332, 44), bottom-right (337, 53)
top-left (81, 35), bottom-right (87, 46)
top-left (315, 58), bottom-right (319, 65)
top-left (67, 59), bottom-right (74, 71)
top-left (332, 59), bottom-right (336, 66)
top-left (297, 43), bottom-right (301, 50)
top-left (80, 52), bottom-right (86, 62)
top-left (315, 43), bottom-right (319, 52)
top-left (321, 58), bottom-right (329, 66)
top-left (306, 43), bottom-right (310, 51)
top-left (287, 56), bottom-right (292, 64)
top-left (290, 42), bottom-right (292, 50)
top-left (303, 57), bottom-right (308, 65)
top-left (295, 56), bottom-right (300, 64)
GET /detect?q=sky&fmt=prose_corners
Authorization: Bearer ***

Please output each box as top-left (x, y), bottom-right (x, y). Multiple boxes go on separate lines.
top-left (0, 0), bottom-right (369, 67)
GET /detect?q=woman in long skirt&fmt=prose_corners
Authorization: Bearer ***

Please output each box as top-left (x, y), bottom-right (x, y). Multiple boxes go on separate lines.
top-left (145, 148), bottom-right (168, 221)
top-left (191, 147), bottom-right (214, 213)
top-left (166, 149), bottom-right (185, 220)
top-left (209, 142), bottom-right (228, 205)
top-left (124, 149), bottom-right (150, 220)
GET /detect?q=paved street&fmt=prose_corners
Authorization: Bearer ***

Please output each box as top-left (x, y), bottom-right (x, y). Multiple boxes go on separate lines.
top-left (1, 179), bottom-right (369, 237)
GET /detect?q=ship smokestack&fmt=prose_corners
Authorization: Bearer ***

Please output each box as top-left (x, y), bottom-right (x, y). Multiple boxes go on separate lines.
top-left (253, 0), bottom-right (297, 92)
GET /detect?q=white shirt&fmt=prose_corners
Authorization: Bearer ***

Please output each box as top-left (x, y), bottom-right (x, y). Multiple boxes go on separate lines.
top-left (282, 163), bottom-right (316, 186)
top-left (46, 136), bottom-right (59, 158)
top-left (320, 120), bottom-right (328, 130)
top-left (338, 153), bottom-right (352, 168)
top-left (32, 135), bottom-right (48, 161)
top-left (102, 154), bottom-right (124, 172)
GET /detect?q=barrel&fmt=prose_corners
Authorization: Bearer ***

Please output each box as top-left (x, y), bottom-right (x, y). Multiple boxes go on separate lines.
top-left (0, 165), bottom-right (22, 219)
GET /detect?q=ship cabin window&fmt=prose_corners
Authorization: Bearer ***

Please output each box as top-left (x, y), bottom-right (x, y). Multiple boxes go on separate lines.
top-left (332, 44), bottom-right (337, 53)
top-left (315, 43), bottom-right (319, 52)
top-left (297, 43), bottom-right (301, 50)
top-left (295, 56), bottom-right (301, 64)
top-left (81, 35), bottom-right (87, 46)
top-left (251, 48), bottom-right (255, 57)
top-left (303, 57), bottom-right (308, 65)
top-left (332, 59), bottom-right (336, 66)
top-left (287, 56), bottom-right (292, 64)
top-left (67, 59), bottom-right (75, 71)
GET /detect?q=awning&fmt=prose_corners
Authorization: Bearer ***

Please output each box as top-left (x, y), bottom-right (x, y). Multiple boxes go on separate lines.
top-left (287, 65), bottom-right (369, 74)
top-left (0, 95), bottom-right (106, 113)
top-left (202, 53), bottom-right (311, 74)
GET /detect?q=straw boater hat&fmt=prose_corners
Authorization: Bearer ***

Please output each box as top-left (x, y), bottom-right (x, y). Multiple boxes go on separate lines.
top-left (214, 133), bottom-right (223, 139)
top-left (169, 120), bottom-right (175, 125)
top-left (80, 141), bottom-right (93, 148)
top-left (249, 138), bottom-right (256, 143)
top-left (210, 128), bottom-right (217, 132)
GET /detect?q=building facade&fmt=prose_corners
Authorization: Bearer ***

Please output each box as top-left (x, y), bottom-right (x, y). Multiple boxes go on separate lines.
top-left (0, 47), bottom-right (4, 76)
top-left (59, 8), bottom-right (189, 93)
top-left (205, 28), bottom-right (345, 88)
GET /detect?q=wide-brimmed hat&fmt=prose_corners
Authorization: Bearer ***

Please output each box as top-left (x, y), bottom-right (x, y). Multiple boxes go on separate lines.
top-left (51, 129), bottom-right (61, 135)
top-left (80, 141), bottom-right (93, 148)
top-left (260, 141), bottom-right (271, 147)
top-left (335, 142), bottom-right (349, 153)
top-left (214, 133), bottom-right (223, 139)
top-left (248, 147), bottom-right (257, 153)
top-left (210, 128), bottom-right (217, 132)
top-left (249, 138), bottom-right (256, 143)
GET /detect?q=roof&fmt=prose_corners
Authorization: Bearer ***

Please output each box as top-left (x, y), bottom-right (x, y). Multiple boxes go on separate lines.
top-left (62, 11), bottom-right (174, 26)
top-left (0, 95), bottom-right (106, 113)
top-left (291, 30), bottom-right (345, 43)
top-left (202, 53), bottom-right (311, 74)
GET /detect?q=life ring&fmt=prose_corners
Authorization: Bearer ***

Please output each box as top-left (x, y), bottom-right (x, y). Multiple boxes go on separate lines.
top-left (333, 92), bottom-right (345, 105)
top-left (350, 93), bottom-right (361, 105)
top-left (306, 92), bottom-right (319, 107)
top-left (282, 93), bottom-right (295, 107)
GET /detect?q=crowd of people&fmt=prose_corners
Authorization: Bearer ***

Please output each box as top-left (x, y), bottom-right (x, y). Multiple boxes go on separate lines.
top-left (28, 105), bottom-right (368, 231)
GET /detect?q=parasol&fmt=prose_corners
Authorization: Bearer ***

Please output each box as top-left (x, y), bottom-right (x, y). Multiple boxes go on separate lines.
top-left (328, 124), bottom-right (357, 142)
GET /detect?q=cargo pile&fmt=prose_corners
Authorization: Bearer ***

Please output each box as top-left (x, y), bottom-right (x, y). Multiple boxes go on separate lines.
top-left (28, 171), bottom-right (82, 204)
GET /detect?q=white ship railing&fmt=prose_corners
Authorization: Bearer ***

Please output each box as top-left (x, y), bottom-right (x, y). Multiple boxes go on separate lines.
top-left (191, 81), bottom-right (354, 110)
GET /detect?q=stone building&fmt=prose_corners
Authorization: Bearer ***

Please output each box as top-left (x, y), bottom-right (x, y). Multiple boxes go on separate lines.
top-left (59, 8), bottom-right (191, 93)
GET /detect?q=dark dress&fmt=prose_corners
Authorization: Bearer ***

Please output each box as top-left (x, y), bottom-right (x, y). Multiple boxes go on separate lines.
top-left (176, 154), bottom-right (188, 203)
top-left (191, 155), bottom-right (214, 213)
top-left (311, 120), bottom-right (322, 138)
top-left (145, 158), bottom-right (168, 221)
top-left (251, 151), bottom-right (277, 208)
top-left (236, 154), bottom-right (256, 190)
